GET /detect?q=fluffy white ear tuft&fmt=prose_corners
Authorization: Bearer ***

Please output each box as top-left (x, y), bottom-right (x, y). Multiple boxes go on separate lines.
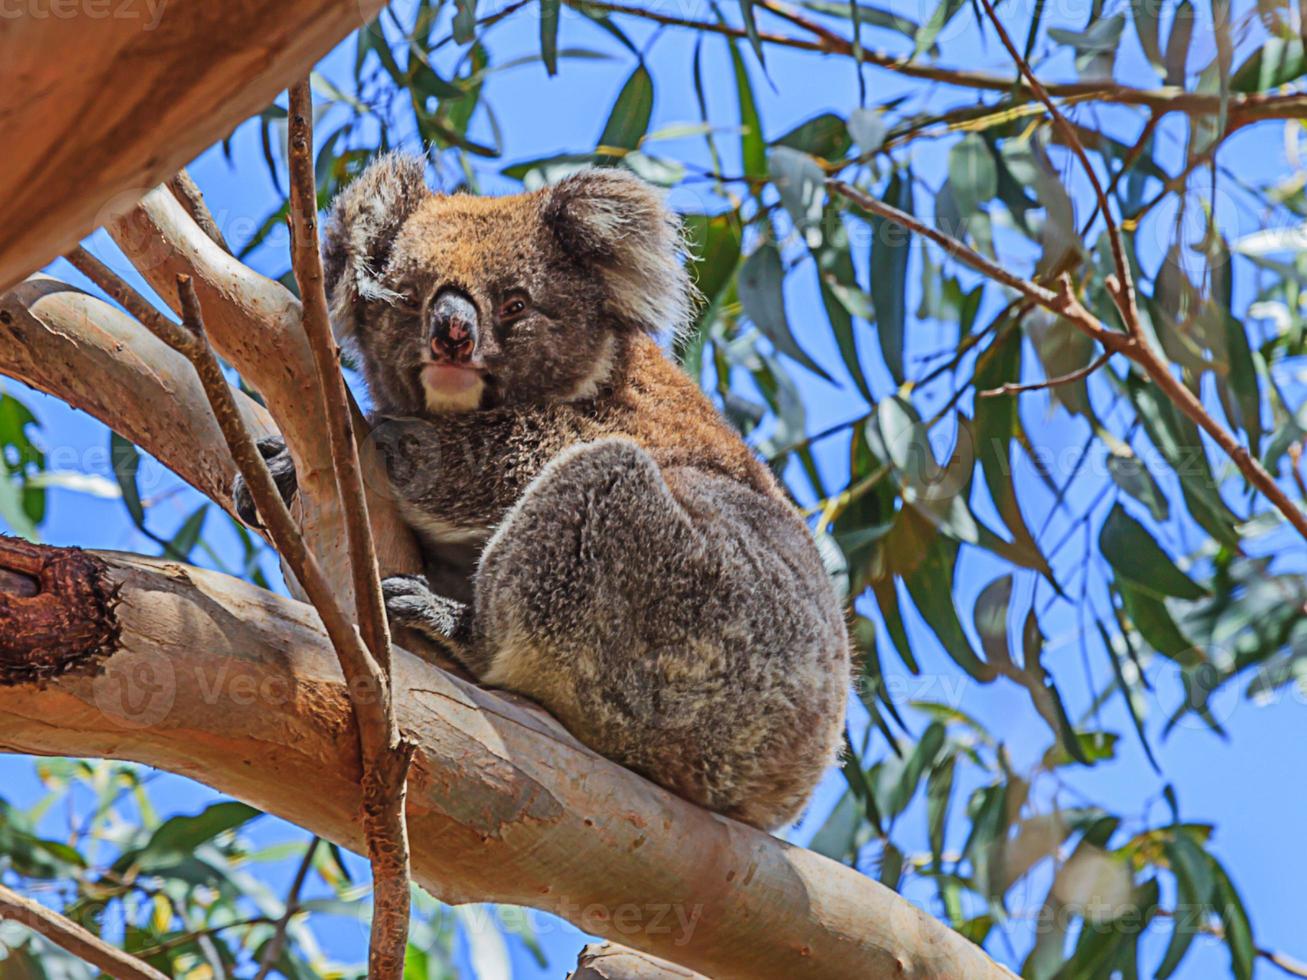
top-left (542, 169), bottom-right (695, 338)
top-left (321, 152), bottom-right (430, 339)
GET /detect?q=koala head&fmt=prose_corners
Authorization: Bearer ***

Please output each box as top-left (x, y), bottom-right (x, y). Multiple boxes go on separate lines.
top-left (322, 153), bottom-right (692, 415)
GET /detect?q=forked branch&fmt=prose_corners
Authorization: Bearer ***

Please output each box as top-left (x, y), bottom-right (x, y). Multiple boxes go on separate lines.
top-left (286, 77), bottom-right (413, 973)
top-left (828, 180), bottom-right (1307, 542)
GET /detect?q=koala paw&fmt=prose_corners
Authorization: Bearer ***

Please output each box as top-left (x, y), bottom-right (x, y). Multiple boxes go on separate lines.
top-left (382, 575), bottom-right (469, 645)
top-left (231, 436), bottom-right (298, 529)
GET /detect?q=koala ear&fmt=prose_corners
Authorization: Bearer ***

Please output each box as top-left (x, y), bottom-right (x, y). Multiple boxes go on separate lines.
top-left (322, 152), bottom-right (430, 338)
top-left (542, 169), bottom-right (694, 337)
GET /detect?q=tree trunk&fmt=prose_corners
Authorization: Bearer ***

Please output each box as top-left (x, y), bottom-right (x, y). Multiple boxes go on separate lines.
top-left (0, 0), bottom-right (384, 292)
top-left (0, 538), bottom-right (1015, 980)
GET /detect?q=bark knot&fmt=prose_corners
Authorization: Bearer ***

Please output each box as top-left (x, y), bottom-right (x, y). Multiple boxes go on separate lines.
top-left (0, 537), bottom-right (120, 685)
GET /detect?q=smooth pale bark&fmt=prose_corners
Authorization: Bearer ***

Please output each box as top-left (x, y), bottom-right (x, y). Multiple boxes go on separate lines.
top-left (107, 188), bottom-right (423, 599)
top-left (0, 543), bottom-right (1015, 980)
top-left (0, 0), bottom-right (384, 293)
top-left (0, 275), bottom-right (275, 517)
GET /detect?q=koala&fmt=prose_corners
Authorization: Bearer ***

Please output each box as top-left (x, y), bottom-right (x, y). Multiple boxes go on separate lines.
top-left (238, 154), bottom-right (849, 830)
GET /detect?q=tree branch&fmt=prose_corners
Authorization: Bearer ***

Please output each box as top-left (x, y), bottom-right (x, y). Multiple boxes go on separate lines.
top-left (828, 179), bottom-right (1307, 541)
top-left (167, 170), bottom-right (231, 255)
top-left (974, 0), bottom-right (1142, 335)
top-left (979, 352), bottom-right (1113, 398)
top-left (160, 274), bottom-right (413, 979)
top-left (0, 275), bottom-right (275, 518)
top-left (570, 942), bottom-right (705, 978)
top-left (105, 183), bottom-right (423, 596)
top-left (286, 78), bottom-right (411, 976)
top-left (287, 79), bottom-right (392, 677)
top-left (0, 881), bottom-right (169, 980)
top-left (0, 0), bottom-right (385, 292)
top-left (252, 838), bottom-right (319, 980)
top-left (0, 539), bottom-right (1016, 980)
top-left (568, 0), bottom-right (1307, 123)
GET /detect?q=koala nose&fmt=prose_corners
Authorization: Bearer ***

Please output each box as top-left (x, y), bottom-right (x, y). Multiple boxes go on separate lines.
top-left (430, 289), bottom-right (479, 363)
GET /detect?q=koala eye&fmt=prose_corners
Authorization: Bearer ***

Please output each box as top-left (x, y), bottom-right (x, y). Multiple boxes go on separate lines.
top-left (498, 294), bottom-right (529, 322)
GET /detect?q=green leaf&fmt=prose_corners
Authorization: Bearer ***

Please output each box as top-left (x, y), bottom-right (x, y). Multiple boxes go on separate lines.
top-left (1211, 857), bottom-right (1255, 980)
top-left (1125, 372), bottom-right (1240, 547)
top-left (848, 109), bottom-right (886, 156)
top-left (1049, 14), bottom-right (1126, 80)
top-left (680, 211), bottom-right (742, 338)
top-left (597, 65), bottom-right (653, 155)
top-left (1100, 503), bottom-right (1206, 600)
top-left (1164, 0), bottom-right (1194, 86)
top-left (168, 505), bottom-right (209, 560)
top-left (738, 0), bottom-right (767, 68)
top-left (886, 722), bottom-right (945, 817)
top-left (771, 147), bottom-right (826, 242)
top-left (973, 575), bottom-right (1013, 667)
top-left (971, 327), bottom-right (1051, 577)
top-left (914, 0), bottom-right (966, 57)
top-left (947, 135), bottom-right (997, 218)
top-left (1156, 833), bottom-right (1212, 978)
top-left (774, 113), bottom-right (851, 160)
top-left (1107, 451), bottom-right (1170, 523)
top-left (1118, 581), bottom-right (1201, 665)
top-left (128, 802), bottom-right (260, 872)
top-left (896, 514), bottom-right (994, 682)
top-left (797, 0), bottom-right (921, 40)
top-left (539, 0), bottom-right (561, 76)
top-left (738, 243), bottom-right (832, 380)
top-left (868, 172), bottom-right (912, 384)
top-left (728, 40), bottom-right (767, 178)
top-left (1095, 621), bottom-right (1160, 771)
top-left (1231, 37), bottom-right (1306, 92)
top-left (109, 432), bottom-right (146, 525)
top-left (808, 790), bottom-right (864, 860)
top-left (453, 0), bottom-right (478, 44)
top-left (925, 755), bottom-right (955, 866)
top-left (814, 208), bottom-right (874, 402)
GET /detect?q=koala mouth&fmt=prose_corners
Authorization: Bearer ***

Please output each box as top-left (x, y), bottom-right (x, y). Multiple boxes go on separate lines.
top-left (419, 361), bottom-right (490, 413)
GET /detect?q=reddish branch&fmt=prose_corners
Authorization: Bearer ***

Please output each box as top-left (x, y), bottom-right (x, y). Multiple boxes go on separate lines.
top-left (568, 0), bottom-right (1307, 124)
top-left (828, 180), bottom-right (1307, 542)
top-left (286, 77), bottom-right (412, 975)
top-left (286, 81), bottom-right (391, 677)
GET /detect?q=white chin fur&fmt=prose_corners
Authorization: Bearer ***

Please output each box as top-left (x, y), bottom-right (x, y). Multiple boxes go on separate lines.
top-left (423, 377), bottom-right (486, 413)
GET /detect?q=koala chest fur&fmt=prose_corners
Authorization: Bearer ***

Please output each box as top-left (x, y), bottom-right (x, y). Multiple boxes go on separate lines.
top-left (321, 154), bottom-right (851, 831)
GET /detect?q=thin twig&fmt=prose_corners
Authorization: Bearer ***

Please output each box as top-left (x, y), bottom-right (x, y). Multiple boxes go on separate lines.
top-left (828, 179), bottom-right (1307, 542)
top-left (0, 882), bottom-right (169, 980)
top-left (128, 917), bottom-right (278, 960)
top-left (973, 0), bottom-right (1142, 337)
top-left (252, 837), bottom-right (320, 980)
top-left (287, 81), bottom-right (392, 675)
top-left (286, 80), bottom-right (413, 978)
top-left (1265, 948), bottom-right (1307, 979)
top-left (167, 169), bottom-right (231, 254)
top-left (980, 351), bottom-right (1113, 397)
top-left (567, 0), bottom-right (1307, 123)
top-left (1289, 440), bottom-right (1307, 502)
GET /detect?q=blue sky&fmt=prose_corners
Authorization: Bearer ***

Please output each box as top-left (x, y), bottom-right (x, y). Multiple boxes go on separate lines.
top-left (3, 0), bottom-right (1305, 976)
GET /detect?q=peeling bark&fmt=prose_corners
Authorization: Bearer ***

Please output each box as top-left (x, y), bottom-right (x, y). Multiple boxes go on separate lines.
top-left (570, 944), bottom-right (706, 979)
top-left (0, 539), bottom-right (1016, 980)
top-left (0, 538), bottom-right (118, 684)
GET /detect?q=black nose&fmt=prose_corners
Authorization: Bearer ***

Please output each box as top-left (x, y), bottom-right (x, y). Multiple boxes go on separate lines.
top-left (430, 289), bottom-right (479, 362)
